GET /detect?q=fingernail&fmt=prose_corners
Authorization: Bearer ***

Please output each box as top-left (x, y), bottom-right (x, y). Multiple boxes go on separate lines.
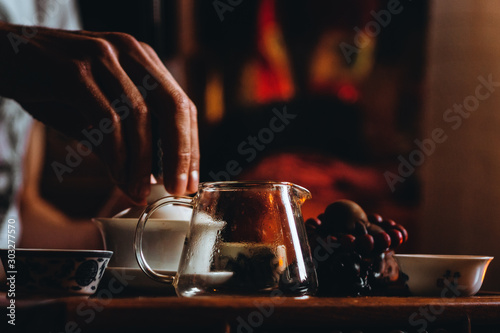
top-left (190, 170), bottom-right (199, 183)
top-left (179, 173), bottom-right (188, 189)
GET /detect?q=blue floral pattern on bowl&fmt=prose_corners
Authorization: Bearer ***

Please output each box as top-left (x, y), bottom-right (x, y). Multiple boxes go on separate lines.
top-left (0, 249), bottom-right (112, 295)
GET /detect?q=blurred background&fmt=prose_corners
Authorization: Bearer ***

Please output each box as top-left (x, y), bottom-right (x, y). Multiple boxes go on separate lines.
top-left (37, 0), bottom-right (500, 291)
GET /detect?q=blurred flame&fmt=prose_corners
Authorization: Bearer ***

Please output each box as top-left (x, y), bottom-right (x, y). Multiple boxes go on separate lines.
top-left (205, 71), bottom-right (224, 124)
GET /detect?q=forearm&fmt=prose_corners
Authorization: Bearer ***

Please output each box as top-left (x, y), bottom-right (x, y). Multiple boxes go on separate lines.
top-left (19, 190), bottom-right (104, 249)
top-left (19, 122), bottom-right (103, 249)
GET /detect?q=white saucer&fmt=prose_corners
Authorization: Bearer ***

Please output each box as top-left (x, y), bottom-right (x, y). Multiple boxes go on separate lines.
top-left (99, 268), bottom-right (234, 295)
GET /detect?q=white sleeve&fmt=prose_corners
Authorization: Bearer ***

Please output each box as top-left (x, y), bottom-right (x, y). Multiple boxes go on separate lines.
top-left (43, 0), bottom-right (82, 30)
top-left (0, 0), bottom-right (81, 30)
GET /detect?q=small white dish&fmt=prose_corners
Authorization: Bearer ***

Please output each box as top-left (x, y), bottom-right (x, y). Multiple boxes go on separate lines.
top-left (394, 254), bottom-right (493, 297)
top-left (192, 272), bottom-right (234, 285)
top-left (101, 267), bottom-right (233, 294)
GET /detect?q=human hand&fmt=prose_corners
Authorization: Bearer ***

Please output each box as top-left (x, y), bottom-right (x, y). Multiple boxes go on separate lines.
top-left (0, 22), bottom-right (199, 202)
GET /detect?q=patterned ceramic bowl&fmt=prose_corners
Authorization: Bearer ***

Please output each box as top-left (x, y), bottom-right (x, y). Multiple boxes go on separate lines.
top-left (0, 249), bottom-right (113, 295)
top-left (394, 254), bottom-right (493, 296)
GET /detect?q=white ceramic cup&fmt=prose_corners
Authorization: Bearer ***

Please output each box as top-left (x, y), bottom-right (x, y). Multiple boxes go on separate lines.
top-left (94, 217), bottom-right (189, 271)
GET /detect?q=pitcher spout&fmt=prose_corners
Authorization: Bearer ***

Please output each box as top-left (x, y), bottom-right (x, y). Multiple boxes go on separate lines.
top-left (292, 183), bottom-right (311, 205)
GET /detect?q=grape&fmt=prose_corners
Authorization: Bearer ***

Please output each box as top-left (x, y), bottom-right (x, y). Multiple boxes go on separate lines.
top-left (373, 232), bottom-right (391, 253)
top-left (340, 234), bottom-right (356, 251)
top-left (368, 213), bottom-right (384, 224)
top-left (309, 201), bottom-right (409, 296)
top-left (388, 229), bottom-right (403, 249)
top-left (381, 219), bottom-right (397, 229)
top-left (305, 217), bottom-right (321, 230)
top-left (315, 251), bottom-right (370, 296)
top-left (328, 235), bottom-right (339, 251)
top-left (355, 234), bottom-right (374, 254)
top-left (394, 223), bottom-right (408, 242)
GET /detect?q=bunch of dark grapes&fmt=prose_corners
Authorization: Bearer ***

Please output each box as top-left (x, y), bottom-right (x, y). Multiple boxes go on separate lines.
top-left (305, 200), bottom-right (408, 296)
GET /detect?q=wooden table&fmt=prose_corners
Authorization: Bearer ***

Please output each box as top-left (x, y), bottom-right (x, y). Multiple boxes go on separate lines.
top-left (2, 292), bottom-right (500, 333)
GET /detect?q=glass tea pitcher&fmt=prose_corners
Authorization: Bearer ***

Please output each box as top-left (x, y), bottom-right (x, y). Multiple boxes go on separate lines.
top-left (134, 181), bottom-right (318, 297)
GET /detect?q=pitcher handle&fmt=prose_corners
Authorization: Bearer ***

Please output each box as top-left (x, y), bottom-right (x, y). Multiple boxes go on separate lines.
top-left (134, 196), bottom-right (194, 284)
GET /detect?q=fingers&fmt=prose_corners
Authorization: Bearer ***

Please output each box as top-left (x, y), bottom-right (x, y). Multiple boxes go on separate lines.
top-left (73, 75), bottom-right (129, 193)
top-left (158, 95), bottom-right (192, 195)
top-left (138, 42), bottom-right (200, 193)
top-left (157, 87), bottom-right (199, 195)
top-left (49, 31), bottom-right (199, 198)
top-left (111, 37), bottom-right (199, 195)
top-left (187, 102), bottom-right (200, 193)
top-left (91, 55), bottom-right (152, 202)
top-left (60, 37), bottom-right (151, 203)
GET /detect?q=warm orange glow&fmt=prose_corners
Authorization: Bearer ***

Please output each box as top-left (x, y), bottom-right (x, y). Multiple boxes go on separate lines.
top-left (205, 71), bottom-right (224, 124)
